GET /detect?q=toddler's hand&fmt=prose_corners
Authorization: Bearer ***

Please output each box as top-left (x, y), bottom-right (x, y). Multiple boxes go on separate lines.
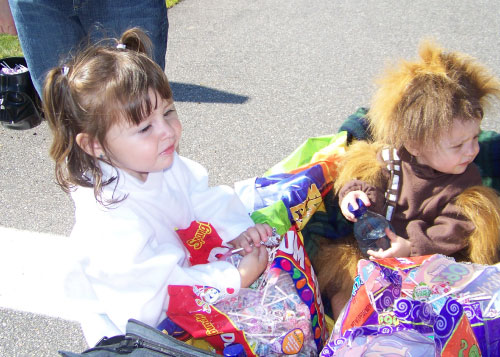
top-left (237, 245), bottom-right (268, 288)
top-left (367, 228), bottom-right (411, 259)
top-left (341, 190), bottom-right (371, 222)
top-left (230, 223), bottom-right (272, 254)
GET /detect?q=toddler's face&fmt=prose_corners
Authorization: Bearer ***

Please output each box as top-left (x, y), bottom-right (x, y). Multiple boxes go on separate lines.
top-left (414, 118), bottom-right (480, 175)
top-left (104, 89), bottom-right (181, 182)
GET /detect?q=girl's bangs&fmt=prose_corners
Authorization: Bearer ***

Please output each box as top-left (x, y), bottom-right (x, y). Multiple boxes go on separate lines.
top-left (109, 67), bottom-right (171, 127)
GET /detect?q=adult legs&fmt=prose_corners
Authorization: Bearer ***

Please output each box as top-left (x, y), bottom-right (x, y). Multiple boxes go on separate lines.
top-left (8, 0), bottom-right (86, 98)
top-left (81, 0), bottom-right (168, 70)
top-left (8, 0), bottom-right (168, 99)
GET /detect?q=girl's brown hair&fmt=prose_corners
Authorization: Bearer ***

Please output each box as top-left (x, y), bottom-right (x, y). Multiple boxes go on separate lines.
top-left (43, 27), bottom-right (172, 204)
top-left (368, 41), bottom-right (500, 149)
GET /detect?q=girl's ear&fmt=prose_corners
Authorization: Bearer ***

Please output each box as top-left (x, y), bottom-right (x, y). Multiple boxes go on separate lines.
top-left (76, 133), bottom-right (104, 158)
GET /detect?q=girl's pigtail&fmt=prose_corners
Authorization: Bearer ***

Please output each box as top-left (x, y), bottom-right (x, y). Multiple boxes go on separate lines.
top-left (44, 66), bottom-right (76, 192)
top-left (43, 65), bottom-right (92, 192)
top-left (119, 27), bottom-right (153, 59)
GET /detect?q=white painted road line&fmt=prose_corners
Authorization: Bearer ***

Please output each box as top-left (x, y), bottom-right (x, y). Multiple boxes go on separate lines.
top-left (0, 226), bottom-right (79, 321)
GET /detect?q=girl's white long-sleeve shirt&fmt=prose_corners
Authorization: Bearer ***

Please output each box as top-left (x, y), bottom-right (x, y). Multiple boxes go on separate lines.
top-left (66, 153), bottom-right (253, 345)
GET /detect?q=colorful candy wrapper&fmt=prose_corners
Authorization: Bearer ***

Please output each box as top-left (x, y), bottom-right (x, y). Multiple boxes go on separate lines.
top-left (321, 327), bottom-right (436, 356)
top-left (234, 132), bottom-right (347, 232)
top-left (321, 254), bottom-right (500, 356)
top-left (176, 221), bottom-right (230, 265)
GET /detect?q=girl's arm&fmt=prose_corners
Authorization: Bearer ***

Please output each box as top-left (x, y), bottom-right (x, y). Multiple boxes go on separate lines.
top-left (236, 245), bottom-right (269, 287)
top-left (178, 155), bottom-right (264, 244)
top-left (72, 213), bottom-right (242, 336)
top-left (229, 223), bottom-right (272, 253)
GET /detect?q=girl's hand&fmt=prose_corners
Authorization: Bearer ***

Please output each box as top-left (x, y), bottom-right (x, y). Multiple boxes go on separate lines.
top-left (367, 228), bottom-right (411, 259)
top-left (230, 223), bottom-right (272, 254)
top-left (340, 190), bottom-right (371, 222)
top-left (237, 245), bottom-right (268, 288)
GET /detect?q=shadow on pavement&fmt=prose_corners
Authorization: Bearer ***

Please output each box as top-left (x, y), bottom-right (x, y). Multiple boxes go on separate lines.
top-left (170, 81), bottom-right (249, 104)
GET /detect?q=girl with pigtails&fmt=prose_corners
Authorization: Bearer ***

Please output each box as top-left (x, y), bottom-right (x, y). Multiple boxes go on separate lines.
top-left (43, 28), bottom-right (271, 345)
top-left (314, 41), bottom-right (500, 319)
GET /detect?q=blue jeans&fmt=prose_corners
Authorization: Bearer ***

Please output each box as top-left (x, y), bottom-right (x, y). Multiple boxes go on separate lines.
top-left (8, 0), bottom-right (168, 97)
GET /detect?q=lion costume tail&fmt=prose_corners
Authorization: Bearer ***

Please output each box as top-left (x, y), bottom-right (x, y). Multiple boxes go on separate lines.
top-left (456, 185), bottom-right (500, 265)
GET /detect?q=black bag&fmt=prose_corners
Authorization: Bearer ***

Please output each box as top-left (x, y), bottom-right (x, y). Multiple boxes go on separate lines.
top-left (0, 56), bottom-right (42, 130)
top-left (58, 319), bottom-right (218, 357)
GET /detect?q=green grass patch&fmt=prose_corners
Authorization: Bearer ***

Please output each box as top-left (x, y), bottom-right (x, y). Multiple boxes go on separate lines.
top-left (166, 0), bottom-right (180, 7)
top-left (0, 34), bottom-right (23, 59)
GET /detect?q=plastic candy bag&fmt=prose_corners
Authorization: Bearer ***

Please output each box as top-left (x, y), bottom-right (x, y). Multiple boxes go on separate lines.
top-left (169, 226), bottom-right (327, 356)
top-left (235, 132), bottom-right (347, 232)
top-left (321, 254), bottom-right (500, 356)
top-left (214, 268), bottom-right (317, 356)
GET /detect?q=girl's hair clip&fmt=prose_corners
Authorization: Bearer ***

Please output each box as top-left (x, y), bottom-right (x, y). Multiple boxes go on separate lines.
top-left (62, 66), bottom-right (70, 76)
top-left (116, 43), bottom-right (126, 49)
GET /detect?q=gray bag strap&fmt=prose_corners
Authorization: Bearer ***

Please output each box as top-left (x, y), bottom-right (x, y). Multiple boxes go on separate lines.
top-left (59, 319), bottom-right (218, 357)
top-left (125, 319), bottom-right (218, 356)
top-left (381, 147), bottom-right (402, 222)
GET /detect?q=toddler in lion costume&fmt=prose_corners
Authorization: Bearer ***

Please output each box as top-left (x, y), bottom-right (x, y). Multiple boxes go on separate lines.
top-left (314, 41), bottom-right (500, 319)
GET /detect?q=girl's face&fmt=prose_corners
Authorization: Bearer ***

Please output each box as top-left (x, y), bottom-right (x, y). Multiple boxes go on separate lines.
top-left (412, 118), bottom-right (480, 175)
top-left (104, 90), bottom-right (181, 182)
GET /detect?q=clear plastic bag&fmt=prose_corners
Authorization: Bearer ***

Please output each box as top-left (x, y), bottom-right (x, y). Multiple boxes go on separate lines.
top-left (215, 269), bottom-right (317, 356)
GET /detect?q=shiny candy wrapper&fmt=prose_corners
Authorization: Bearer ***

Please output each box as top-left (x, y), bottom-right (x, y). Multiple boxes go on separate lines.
top-left (321, 254), bottom-right (500, 356)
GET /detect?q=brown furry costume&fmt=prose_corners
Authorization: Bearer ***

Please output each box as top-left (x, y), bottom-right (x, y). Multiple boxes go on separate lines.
top-left (314, 42), bottom-right (500, 318)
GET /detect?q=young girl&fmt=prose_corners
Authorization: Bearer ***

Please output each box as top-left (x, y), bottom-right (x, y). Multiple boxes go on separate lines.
top-left (314, 41), bottom-right (500, 319)
top-left (43, 28), bottom-right (271, 345)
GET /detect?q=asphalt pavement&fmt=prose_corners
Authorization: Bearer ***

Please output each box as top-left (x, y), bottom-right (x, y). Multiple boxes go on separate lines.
top-left (1, 0), bottom-right (500, 355)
